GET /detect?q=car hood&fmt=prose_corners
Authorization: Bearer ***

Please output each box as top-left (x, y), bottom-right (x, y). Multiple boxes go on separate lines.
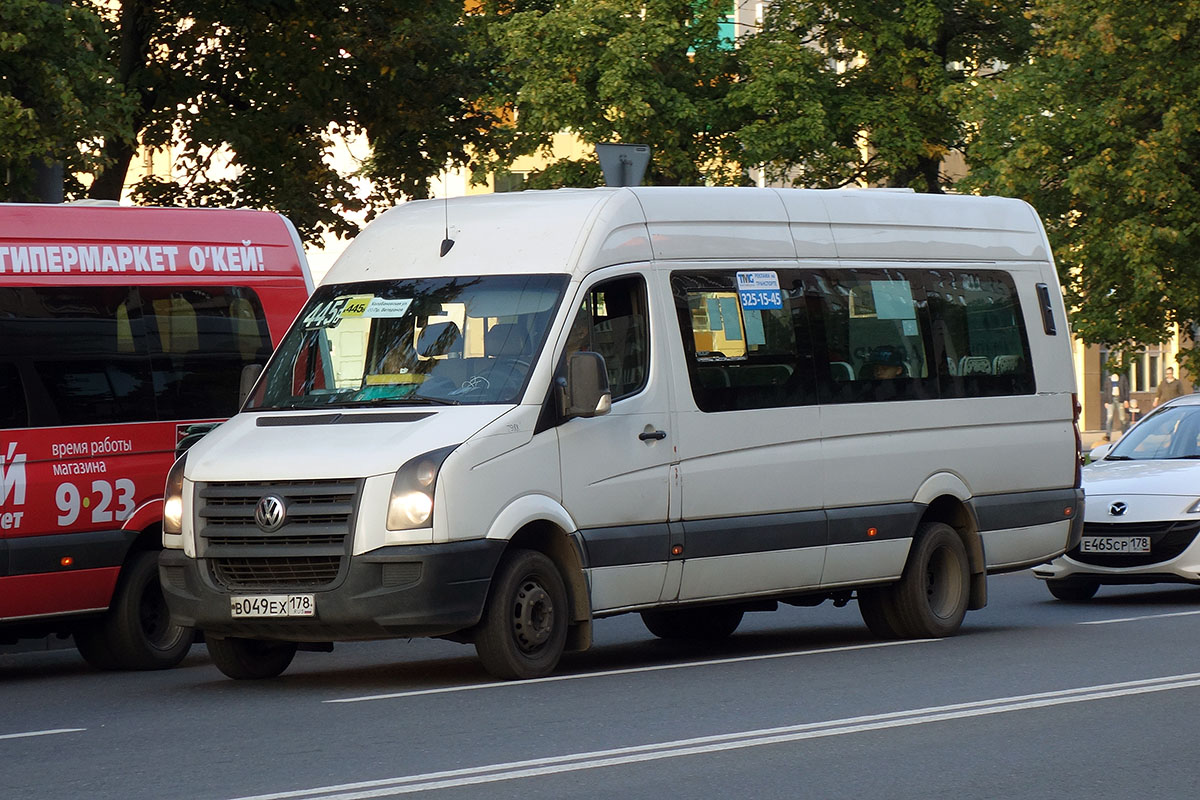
top-left (184, 405), bottom-right (510, 481)
top-left (1083, 459), bottom-right (1200, 497)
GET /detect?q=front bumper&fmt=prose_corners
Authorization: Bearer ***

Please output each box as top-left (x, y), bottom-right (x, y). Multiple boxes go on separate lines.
top-left (159, 540), bottom-right (505, 642)
top-left (1032, 515), bottom-right (1200, 584)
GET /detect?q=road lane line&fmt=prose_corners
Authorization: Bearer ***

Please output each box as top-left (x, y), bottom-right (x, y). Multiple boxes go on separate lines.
top-left (325, 639), bottom-right (936, 704)
top-left (0, 728), bottom-right (85, 741)
top-left (1079, 609), bottom-right (1200, 625)
top-left (247, 672), bottom-right (1200, 800)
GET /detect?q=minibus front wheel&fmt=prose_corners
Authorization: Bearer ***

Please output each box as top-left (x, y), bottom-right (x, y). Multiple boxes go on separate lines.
top-left (207, 637), bottom-right (298, 680)
top-left (474, 549), bottom-right (568, 680)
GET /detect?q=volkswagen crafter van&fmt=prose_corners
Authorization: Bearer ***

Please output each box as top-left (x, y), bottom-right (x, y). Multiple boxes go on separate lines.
top-left (160, 187), bottom-right (1084, 680)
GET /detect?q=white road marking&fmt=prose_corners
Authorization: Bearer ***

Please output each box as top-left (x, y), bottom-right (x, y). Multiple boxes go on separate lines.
top-left (243, 672), bottom-right (1200, 800)
top-left (0, 728), bottom-right (85, 741)
top-left (325, 639), bottom-right (935, 704)
top-left (1079, 609), bottom-right (1200, 625)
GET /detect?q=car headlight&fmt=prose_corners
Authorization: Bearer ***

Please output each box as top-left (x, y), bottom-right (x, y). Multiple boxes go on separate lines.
top-left (163, 452), bottom-right (187, 539)
top-left (387, 446), bottom-right (457, 531)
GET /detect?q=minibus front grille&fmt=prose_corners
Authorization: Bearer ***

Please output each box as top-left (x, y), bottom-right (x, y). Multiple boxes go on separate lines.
top-left (205, 534), bottom-right (345, 547)
top-left (210, 556), bottom-right (342, 589)
top-left (1071, 520), bottom-right (1200, 567)
top-left (194, 479), bottom-right (361, 591)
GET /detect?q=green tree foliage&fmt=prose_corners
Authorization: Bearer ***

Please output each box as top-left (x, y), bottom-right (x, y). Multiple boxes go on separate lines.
top-left (741, 0), bottom-right (1033, 191)
top-left (1, 1), bottom-right (496, 244)
top-left (965, 0), bottom-right (1200, 372)
top-left (89, 0), bottom-right (498, 244)
top-left (0, 0), bottom-right (131, 200)
top-left (479, 0), bottom-right (748, 187)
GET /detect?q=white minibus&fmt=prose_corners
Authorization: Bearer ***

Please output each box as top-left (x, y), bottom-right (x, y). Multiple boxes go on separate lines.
top-left (160, 187), bottom-right (1084, 680)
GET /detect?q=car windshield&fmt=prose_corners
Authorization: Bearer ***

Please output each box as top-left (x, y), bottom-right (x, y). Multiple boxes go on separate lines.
top-left (247, 274), bottom-right (568, 409)
top-left (1105, 404), bottom-right (1200, 460)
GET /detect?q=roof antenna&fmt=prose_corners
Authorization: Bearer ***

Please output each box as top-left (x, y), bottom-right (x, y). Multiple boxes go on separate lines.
top-left (439, 183), bottom-right (454, 257)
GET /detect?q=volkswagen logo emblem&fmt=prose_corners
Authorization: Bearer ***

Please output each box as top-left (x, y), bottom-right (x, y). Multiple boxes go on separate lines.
top-left (255, 494), bottom-right (287, 532)
top-left (1109, 501), bottom-right (1128, 517)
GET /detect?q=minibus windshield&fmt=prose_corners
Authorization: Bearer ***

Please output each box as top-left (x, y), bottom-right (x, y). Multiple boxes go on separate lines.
top-left (247, 274), bottom-right (568, 409)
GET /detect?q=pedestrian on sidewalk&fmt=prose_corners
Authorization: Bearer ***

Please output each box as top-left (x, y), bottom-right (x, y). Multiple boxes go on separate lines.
top-left (1154, 366), bottom-right (1184, 407)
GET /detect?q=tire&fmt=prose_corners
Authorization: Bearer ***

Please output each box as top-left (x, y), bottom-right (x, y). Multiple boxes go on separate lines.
top-left (859, 522), bottom-right (970, 639)
top-left (857, 587), bottom-right (904, 639)
top-left (74, 549), bottom-right (193, 671)
top-left (207, 637), bottom-right (298, 680)
top-left (474, 549), bottom-right (568, 680)
top-left (1046, 579), bottom-right (1099, 602)
top-left (641, 606), bottom-right (744, 640)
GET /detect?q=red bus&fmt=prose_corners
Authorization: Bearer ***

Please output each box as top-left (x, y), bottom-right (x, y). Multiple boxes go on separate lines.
top-left (0, 203), bottom-right (313, 669)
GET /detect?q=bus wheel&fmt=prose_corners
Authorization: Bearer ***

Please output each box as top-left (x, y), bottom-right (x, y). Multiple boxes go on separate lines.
top-left (1046, 579), bottom-right (1099, 602)
top-left (641, 607), bottom-right (744, 640)
top-left (75, 550), bottom-right (193, 670)
top-left (857, 587), bottom-right (904, 639)
top-left (889, 522), bottom-right (970, 638)
top-left (474, 549), bottom-right (568, 680)
top-left (207, 637), bottom-right (298, 680)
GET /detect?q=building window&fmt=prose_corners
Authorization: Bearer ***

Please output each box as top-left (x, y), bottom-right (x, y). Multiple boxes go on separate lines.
top-left (493, 171), bottom-right (528, 193)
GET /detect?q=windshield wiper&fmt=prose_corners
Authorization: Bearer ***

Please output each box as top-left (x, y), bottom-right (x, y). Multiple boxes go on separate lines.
top-left (1102, 454), bottom-right (1133, 460)
top-left (1168, 455), bottom-right (1200, 459)
top-left (339, 396), bottom-right (460, 407)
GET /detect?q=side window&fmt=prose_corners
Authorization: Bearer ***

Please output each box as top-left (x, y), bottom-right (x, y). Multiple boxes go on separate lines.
top-left (564, 275), bottom-right (649, 401)
top-left (925, 270), bottom-right (1035, 397)
top-left (811, 270), bottom-right (936, 404)
top-left (0, 362), bottom-right (28, 429)
top-left (141, 287), bottom-right (273, 420)
top-left (0, 287), bottom-right (154, 426)
top-left (671, 270), bottom-right (816, 411)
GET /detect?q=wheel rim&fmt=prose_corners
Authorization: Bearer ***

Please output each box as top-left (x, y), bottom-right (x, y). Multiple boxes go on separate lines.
top-left (924, 545), bottom-right (964, 620)
top-left (511, 577), bottom-right (555, 653)
top-left (139, 581), bottom-right (185, 651)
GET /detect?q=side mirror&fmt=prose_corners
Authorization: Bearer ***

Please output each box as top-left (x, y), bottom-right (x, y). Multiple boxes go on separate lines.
top-left (239, 363), bottom-right (264, 407)
top-left (175, 422), bottom-right (221, 458)
top-left (1088, 444), bottom-right (1111, 462)
top-left (556, 352), bottom-right (612, 419)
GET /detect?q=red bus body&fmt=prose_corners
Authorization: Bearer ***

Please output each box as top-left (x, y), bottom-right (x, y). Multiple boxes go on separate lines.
top-left (0, 203), bottom-right (312, 667)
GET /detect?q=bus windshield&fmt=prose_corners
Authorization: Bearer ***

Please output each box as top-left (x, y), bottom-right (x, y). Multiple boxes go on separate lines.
top-left (247, 274), bottom-right (568, 409)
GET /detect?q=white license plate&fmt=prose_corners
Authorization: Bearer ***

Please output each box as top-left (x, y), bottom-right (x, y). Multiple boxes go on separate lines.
top-left (230, 594), bottom-right (315, 618)
top-left (1080, 536), bottom-right (1151, 554)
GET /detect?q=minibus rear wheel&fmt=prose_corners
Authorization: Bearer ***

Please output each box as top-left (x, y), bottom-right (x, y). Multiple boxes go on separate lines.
top-left (859, 522), bottom-right (969, 639)
top-left (207, 637), bottom-right (298, 680)
top-left (891, 522), bottom-right (969, 638)
top-left (475, 549), bottom-right (568, 680)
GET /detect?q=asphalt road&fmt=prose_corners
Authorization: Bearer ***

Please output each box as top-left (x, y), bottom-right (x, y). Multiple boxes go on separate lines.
top-left (3, 571), bottom-right (1199, 800)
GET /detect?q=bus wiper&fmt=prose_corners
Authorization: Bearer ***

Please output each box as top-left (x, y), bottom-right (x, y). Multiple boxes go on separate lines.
top-left (340, 396), bottom-right (459, 407)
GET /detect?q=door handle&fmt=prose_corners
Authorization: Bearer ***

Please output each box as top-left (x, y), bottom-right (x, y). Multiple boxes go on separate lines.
top-left (639, 429), bottom-right (667, 441)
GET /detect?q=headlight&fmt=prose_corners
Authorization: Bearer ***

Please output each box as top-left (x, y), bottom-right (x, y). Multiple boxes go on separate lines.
top-left (386, 446), bottom-right (457, 531)
top-left (163, 452), bottom-right (188, 538)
